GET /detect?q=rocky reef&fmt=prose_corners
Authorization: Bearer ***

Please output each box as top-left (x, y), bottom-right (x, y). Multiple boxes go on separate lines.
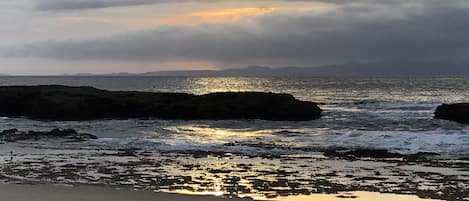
top-left (0, 128), bottom-right (97, 142)
top-left (0, 85), bottom-right (321, 121)
top-left (434, 103), bottom-right (469, 124)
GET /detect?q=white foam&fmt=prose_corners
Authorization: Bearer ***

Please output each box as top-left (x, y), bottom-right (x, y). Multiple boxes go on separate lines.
top-left (87, 137), bottom-right (294, 156)
top-left (306, 130), bottom-right (469, 156)
top-left (79, 129), bottom-right (469, 157)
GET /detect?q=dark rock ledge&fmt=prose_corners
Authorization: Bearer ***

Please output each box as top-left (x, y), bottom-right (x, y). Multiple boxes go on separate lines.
top-left (0, 128), bottom-right (98, 142)
top-left (0, 85), bottom-right (321, 121)
top-left (434, 103), bottom-right (469, 124)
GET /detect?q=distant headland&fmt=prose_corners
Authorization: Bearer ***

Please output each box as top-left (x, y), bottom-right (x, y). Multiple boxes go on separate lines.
top-left (3, 60), bottom-right (469, 77)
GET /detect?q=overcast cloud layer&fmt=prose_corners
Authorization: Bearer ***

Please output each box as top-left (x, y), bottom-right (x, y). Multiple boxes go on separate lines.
top-left (34, 0), bottom-right (345, 11)
top-left (33, 0), bottom-right (411, 11)
top-left (1, 0), bottom-right (468, 74)
top-left (36, 0), bottom-right (188, 10)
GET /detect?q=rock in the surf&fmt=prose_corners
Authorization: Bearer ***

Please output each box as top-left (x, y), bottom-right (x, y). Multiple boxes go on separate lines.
top-left (0, 128), bottom-right (98, 142)
top-left (434, 103), bottom-right (469, 124)
top-left (0, 85), bottom-right (321, 121)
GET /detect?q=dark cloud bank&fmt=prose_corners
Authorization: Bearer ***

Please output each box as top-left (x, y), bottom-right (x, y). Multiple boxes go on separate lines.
top-left (4, 0), bottom-right (469, 75)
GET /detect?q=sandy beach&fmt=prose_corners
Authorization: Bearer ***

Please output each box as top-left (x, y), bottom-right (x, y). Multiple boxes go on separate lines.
top-left (0, 184), bottom-right (252, 201)
top-left (0, 183), bottom-right (447, 201)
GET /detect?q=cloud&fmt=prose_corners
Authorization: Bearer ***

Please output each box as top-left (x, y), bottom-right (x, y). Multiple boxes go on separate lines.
top-left (4, 0), bottom-right (469, 68)
top-left (33, 0), bottom-right (386, 11)
top-left (35, 0), bottom-right (281, 11)
top-left (35, 0), bottom-right (175, 11)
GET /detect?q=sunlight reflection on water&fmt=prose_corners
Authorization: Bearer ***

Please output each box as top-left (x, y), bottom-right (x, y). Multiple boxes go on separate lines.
top-left (1, 77), bottom-right (469, 156)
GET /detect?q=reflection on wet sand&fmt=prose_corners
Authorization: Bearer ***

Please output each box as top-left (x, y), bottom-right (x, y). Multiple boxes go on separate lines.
top-left (276, 191), bottom-right (444, 201)
top-left (1, 142), bottom-right (467, 201)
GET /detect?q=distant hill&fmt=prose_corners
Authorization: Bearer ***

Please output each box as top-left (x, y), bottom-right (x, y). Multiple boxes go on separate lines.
top-left (56, 60), bottom-right (469, 77)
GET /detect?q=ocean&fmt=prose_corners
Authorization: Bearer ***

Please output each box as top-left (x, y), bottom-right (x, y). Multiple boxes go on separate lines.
top-left (1, 76), bottom-right (468, 157)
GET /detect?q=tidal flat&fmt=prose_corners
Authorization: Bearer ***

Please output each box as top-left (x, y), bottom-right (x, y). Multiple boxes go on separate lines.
top-left (1, 142), bottom-right (467, 201)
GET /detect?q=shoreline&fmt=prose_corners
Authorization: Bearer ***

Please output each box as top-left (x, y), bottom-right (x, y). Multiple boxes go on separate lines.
top-left (1, 142), bottom-right (468, 201)
top-left (0, 183), bottom-right (446, 201)
top-left (0, 183), bottom-right (252, 201)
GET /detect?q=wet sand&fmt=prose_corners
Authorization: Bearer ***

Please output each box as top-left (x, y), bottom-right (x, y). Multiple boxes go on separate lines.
top-left (0, 184), bottom-right (252, 201)
top-left (276, 191), bottom-right (444, 201)
top-left (0, 142), bottom-right (467, 201)
top-left (0, 184), bottom-right (444, 201)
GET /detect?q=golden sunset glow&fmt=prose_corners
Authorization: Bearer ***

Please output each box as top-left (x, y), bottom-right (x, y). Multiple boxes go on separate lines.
top-left (190, 7), bottom-right (277, 22)
top-left (145, 4), bottom-right (333, 26)
top-left (1, 0), bottom-right (462, 76)
top-left (69, 3), bottom-right (336, 29)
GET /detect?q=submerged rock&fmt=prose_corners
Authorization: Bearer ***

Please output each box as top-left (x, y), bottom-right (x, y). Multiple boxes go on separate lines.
top-left (0, 128), bottom-right (98, 142)
top-left (434, 103), bottom-right (469, 124)
top-left (0, 85), bottom-right (321, 121)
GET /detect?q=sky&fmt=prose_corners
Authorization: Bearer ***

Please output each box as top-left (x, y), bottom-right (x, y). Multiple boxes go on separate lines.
top-left (0, 0), bottom-right (468, 75)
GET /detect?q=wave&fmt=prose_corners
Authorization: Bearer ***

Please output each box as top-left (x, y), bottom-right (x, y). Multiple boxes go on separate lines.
top-left (85, 137), bottom-right (297, 156)
top-left (72, 129), bottom-right (469, 157)
top-left (305, 130), bottom-right (469, 156)
top-left (335, 100), bottom-right (439, 111)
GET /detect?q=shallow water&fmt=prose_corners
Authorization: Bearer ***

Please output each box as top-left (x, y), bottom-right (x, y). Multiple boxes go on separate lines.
top-left (1, 76), bottom-right (469, 156)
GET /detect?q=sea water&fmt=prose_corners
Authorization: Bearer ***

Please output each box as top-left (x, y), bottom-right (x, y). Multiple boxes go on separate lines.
top-left (0, 76), bottom-right (468, 157)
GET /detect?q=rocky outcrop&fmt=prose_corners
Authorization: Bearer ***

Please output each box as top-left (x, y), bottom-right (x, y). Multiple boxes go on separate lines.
top-left (0, 85), bottom-right (321, 121)
top-left (323, 148), bottom-right (439, 161)
top-left (434, 103), bottom-right (469, 124)
top-left (0, 128), bottom-right (98, 142)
